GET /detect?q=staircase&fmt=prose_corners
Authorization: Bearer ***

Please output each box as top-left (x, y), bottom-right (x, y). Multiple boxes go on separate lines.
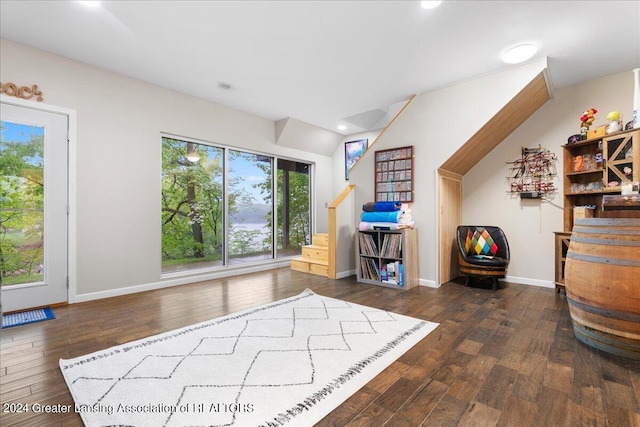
top-left (290, 233), bottom-right (329, 277)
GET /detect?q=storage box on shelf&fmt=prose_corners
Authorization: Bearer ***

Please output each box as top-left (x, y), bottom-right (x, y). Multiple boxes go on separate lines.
top-left (356, 228), bottom-right (418, 290)
top-left (562, 128), bottom-right (639, 231)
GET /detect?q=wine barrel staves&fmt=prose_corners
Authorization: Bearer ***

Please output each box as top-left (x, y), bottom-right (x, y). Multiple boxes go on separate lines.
top-left (564, 218), bottom-right (640, 360)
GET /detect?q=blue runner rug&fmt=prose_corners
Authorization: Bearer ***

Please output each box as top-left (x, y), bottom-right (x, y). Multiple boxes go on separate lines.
top-left (2, 307), bottom-right (55, 329)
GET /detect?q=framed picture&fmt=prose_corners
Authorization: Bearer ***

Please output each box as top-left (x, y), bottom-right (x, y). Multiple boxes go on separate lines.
top-left (344, 139), bottom-right (368, 180)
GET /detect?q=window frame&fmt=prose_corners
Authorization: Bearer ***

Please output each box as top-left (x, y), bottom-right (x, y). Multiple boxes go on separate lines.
top-left (160, 133), bottom-right (313, 277)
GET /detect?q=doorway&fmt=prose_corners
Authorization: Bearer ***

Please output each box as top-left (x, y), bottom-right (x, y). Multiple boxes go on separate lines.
top-left (438, 169), bottom-right (462, 285)
top-left (1, 102), bottom-right (69, 312)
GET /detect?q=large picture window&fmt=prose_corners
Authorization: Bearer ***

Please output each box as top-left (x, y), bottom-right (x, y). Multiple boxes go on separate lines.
top-left (161, 138), bottom-right (225, 272)
top-left (228, 150), bottom-right (273, 265)
top-left (161, 136), bottom-right (311, 273)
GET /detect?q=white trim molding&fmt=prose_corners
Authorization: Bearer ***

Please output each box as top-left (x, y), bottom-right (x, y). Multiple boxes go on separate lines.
top-left (0, 95), bottom-right (78, 305)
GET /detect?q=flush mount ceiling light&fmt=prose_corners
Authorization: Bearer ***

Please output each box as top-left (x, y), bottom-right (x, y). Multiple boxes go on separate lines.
top-left (78, 1), bottom-right (101, 7)
top-left (217, 82), bottom-right (233, 90)
top-left (338, 124), bottom-right (347, 131)
top-left (186, 146), bottom-right (200, 163)
top-left (420, 1), bottom-right (442, 9)
top-left (502, 43), bottom-right (538, 64)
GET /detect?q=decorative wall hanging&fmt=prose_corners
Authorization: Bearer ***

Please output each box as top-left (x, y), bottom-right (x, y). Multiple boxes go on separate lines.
top-left (345, 139), bottom-right (368, 180)
top-left (374, 146), bottom-right (414, 202)
top-left (506, 146), bottom-right (557, 199)
top-left (0, 82), bottom-right (43, 102)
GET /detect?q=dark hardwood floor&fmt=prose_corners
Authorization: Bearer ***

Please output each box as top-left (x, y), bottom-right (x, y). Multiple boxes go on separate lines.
top-left (1, 268), bottom-right (639, 426)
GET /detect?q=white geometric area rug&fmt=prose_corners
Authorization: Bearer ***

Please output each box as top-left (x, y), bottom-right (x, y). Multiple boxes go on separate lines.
top-left (59, 289), bottom-right (438, 427)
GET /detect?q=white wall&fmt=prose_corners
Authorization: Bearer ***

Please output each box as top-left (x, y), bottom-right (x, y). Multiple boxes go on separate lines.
top-left (330, 130), bottom-right (381, 278)
top-left (0, 39), bottom-right (335, 300)
top-left (332, 130), bottom-right (381, 197)
top-left (4, 37), bottom-right (632, 299)
top-left (342, 63), bottom-right (635, 289)
top-left (346, 59), bottom-right (550, 287)
top-left (464, 70), bottom-right (635, 287)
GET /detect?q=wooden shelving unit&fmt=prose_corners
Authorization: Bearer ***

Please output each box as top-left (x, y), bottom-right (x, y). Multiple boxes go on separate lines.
top-left (553, 231), bottom-right (571, 293)
top-left (356, 228), bottom-right (418, 290)
top-left (556, 128), bottom-right (639, 291)
top-left (562, 128), bottom-right (639, 231)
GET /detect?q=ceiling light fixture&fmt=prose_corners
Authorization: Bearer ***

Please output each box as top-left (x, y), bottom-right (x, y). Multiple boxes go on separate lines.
top-left (78, 1), bottom-right (101, 7)
top-left (338, 125), bottom-right (347, 131)
top-left (420, 1), bottom-right (442, 9)
top-left (502, 43), bottom-right (538, 64)
top-left (186, 146), bottom-right (200, 163)
top-left (218, 82), bottom-right (233, 90)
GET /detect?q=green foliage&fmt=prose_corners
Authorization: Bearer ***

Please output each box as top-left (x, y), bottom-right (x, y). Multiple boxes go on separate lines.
top-left (0, 125), bottom-right (44, 285)
top-left (278, 169), bottom-right (310, 250)
top-left (161, 138), bottom-right (224, 262)
top-left (253, 161), bottom-right (310, 252)
top-left (229, 228), bottom-right (265, 255)
top-left (161, 139), bottom-right (311, 269)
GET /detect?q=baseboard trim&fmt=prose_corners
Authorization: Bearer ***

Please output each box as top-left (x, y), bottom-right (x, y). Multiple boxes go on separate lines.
top-left (419, 278), bottom-right (439, 288)
top-left (336, 269), bottom-right (356, 279)
top-left (74, 261), bottom-right (291, 303)
top-left (73, 266), bottom-right (555, 304)
top-left (505, 275), bottom-right (554, 289)
top-left (418, 276), bottom-right (553, 289)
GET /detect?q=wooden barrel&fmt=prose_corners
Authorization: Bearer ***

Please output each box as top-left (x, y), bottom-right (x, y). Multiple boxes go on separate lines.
top-left (565, 218), bottom-right (640, 360)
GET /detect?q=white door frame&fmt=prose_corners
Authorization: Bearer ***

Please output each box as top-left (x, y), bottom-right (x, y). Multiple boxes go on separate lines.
top-left (1, 95), bottom-right (77, 305)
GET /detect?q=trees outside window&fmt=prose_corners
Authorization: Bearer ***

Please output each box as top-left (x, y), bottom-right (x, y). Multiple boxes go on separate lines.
top-left (276, 159), bottom-right (310, 258)
top-left (161, 137), bottom-right (311, 273)
top-left (161, 138), bottom-right (224, 272)
top-left (0, 122), bottom-right (44, 286)
top-left (228, 150), bottom-right (273, 265)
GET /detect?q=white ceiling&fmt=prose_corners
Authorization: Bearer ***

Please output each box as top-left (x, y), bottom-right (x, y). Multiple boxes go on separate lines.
top-left (1, 1), bottom-right (639, 139)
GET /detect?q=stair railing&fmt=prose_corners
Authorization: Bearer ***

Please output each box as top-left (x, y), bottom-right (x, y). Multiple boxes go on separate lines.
top-left (326, 94), bottom-right (416, 279)
top-left (327, 184), bottom-right (355, 279)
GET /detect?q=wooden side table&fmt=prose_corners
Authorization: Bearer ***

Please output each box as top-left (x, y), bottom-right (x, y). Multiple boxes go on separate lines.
top-left (554, 231), bottom-right (571, 293)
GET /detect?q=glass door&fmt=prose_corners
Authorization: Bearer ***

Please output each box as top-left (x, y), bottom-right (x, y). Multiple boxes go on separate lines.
top-left (276, 159), bottom-right (310, 258)
top-left (1, 102), bottom-right (68, 312)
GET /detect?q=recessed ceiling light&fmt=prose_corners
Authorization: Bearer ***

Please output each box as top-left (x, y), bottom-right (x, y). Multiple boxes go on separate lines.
top-left (217, 82), bottom-right (233, 90)
top-left (502, 43), bottom-right (538, 64)
top-left (421, 1), bottom-right (442, 9)
top-left (338, 125), bottom-right (347, 131)
top-left (78, 1), bottom-right (101, 7)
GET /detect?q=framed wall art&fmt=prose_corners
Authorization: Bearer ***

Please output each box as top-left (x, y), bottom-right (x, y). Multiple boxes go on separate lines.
top-left (344, 139), bottom-right (368, 180)
top-left (374, 145), bottom-right (415, 202)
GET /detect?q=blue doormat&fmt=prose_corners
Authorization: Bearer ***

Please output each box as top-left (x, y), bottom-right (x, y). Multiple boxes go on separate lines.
top-left (2, 307), bottom-right (55, 329)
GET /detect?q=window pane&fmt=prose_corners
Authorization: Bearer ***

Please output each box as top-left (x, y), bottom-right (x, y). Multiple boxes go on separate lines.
top-left (228, 150), bottom-right (273, 264)
top-left (277, 159), bottom-right (310, 258)
top-left (161, 138), bottom-right (224, 273)
top-left (0, 122), bottom-right (44, 286)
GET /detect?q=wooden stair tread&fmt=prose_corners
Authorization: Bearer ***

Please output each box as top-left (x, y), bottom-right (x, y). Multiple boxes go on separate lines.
top-left (292, 232), bottom-right (330, 278)
top-left (303, 244), bottom-right (328, 250)
top-left (291, 256), bottom-right (328, 265)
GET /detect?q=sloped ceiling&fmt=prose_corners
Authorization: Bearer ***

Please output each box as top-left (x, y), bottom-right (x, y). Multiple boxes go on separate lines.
top-left (440, 72), bottom-right (551, 175)
top-left (275, 118), bottom-right (343, 157)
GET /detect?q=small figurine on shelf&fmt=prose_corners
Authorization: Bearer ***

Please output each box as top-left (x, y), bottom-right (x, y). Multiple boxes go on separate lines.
top-left (573, 155), bottom-right (583, 172)
top-left (580, 108), bottom-right (597, 140)
top-left (606, 111), bottom-right (622, 134)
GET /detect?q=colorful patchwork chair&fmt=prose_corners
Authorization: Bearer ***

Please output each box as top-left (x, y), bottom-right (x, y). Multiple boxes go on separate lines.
top-left (456, 226), bottom-right (510, 289)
